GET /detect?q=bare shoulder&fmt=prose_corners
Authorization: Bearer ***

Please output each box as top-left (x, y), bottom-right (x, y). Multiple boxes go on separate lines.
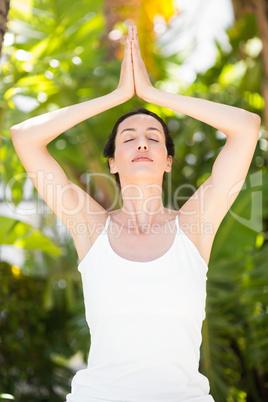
top-left (72, 209), bottom-right (109, 264)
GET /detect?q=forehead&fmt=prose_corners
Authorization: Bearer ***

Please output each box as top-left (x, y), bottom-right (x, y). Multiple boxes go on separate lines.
top-left (117, 114), bottom-right (164, 134)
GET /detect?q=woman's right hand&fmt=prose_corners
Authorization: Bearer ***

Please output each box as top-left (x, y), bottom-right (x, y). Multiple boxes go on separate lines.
top-left (115, 26), bottom-right (135, 101)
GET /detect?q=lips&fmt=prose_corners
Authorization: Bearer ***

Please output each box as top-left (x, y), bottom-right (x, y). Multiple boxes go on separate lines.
top-left (132, 156), bottom-right (153, 162)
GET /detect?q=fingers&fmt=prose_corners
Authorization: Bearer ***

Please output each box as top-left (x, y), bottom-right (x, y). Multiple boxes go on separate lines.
top-left (124, 25), bottom-right (143, 74)
top-left (126, 25), bottom-right (139, 48)
top-left (123, 30), bottom-right (132, 64)
top-left (128, 25), bottom-right (134, 41)
top-left (133, 25), bottom-right (138, 41)
top-left (125, 26), bottom-right (136, 53)
top-left (130, 25), bottom-right (142, 61)
top-left (127, 25), bottom-right (134, 42)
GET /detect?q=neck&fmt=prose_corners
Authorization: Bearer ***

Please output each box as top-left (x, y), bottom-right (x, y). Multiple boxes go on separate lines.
top-left (119, 181), bottom-right (167, 232)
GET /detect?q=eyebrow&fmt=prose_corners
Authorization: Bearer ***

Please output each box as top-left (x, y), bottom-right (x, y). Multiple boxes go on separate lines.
top-left (119, 127), bottom-right (162, 136)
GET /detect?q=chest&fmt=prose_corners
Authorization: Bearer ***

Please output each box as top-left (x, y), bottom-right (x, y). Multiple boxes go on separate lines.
top-left (81, 236), bottom-right (208, 321)
top-left (107, 222), bottom-right (177, 262)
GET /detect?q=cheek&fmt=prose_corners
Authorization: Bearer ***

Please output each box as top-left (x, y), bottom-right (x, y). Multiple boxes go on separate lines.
top-left (114, 145), bottom-right (129, 165)
top-left (158, 145), bottom-right (169, 160)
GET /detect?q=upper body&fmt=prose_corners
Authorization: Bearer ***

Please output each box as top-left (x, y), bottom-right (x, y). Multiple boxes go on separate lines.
top-left (63, 212), bottom-right (213, 401)
top-left (9, 26), bottom-right (260, 268)
top-left (10, 23), bottom-right (260, 402)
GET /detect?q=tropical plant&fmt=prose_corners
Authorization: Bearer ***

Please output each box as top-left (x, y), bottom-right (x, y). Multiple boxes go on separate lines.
top-left (0, 0), bottom-right (267, 400)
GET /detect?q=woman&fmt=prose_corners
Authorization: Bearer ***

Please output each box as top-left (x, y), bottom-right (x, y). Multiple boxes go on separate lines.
top-left (11, 25), bottom-right (260, 401)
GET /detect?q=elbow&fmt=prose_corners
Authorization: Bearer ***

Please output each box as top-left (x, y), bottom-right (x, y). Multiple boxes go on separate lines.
top-left (249, 112), bottom-right (261, 139)
top-left (252, 112), bottom-right (261, 129)
top-left (10, 124), bottom-right (24, 144)
top-left (10, 125), bottom-right (19, 142)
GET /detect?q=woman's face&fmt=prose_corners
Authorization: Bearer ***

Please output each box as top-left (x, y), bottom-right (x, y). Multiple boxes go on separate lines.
top-left (109, 114), bottom-right (172, 186)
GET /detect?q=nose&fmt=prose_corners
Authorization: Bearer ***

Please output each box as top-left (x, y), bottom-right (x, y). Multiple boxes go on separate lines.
top-left (137, 145), bottom-right (148, 150)
top-left (137, 138), bottom-right (148, 151)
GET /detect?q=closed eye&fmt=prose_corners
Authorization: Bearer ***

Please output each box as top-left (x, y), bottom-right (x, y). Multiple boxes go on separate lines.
top-left (124, 138), bottom-right (159, 143)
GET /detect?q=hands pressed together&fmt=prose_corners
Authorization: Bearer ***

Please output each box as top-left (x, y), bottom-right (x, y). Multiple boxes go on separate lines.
top-left (116, 25), bottom-right (154, 101)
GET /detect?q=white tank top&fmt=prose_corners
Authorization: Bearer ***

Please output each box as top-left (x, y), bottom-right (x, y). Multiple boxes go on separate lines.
top-left (66, 215), bottom-right (215, 402)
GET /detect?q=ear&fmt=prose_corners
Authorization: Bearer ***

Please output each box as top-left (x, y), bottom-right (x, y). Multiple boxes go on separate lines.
top-left (165, 156), bottom-right (172, 173)
top-left (109, 157), bottom-right (118, 174)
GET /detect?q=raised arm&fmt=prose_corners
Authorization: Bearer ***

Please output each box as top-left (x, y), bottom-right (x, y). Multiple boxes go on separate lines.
top-left (10, 91), bottom-right (129, 146)
top-left (10, 29), bottom-right (134, 262)
top-left (130, 26), bottom-right (260, 140)
top-left (10, 31), bottom-right (134, 146)
top-left (130, 25), bottom-right (261, 262)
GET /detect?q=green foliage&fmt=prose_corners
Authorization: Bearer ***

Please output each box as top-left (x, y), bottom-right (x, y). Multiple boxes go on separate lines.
top-left (0, 216), bottom-right (61, 255)
top-left (0, 1), bottom-right (267, 401)
top-left (0, 261), bottom-right (75, 401)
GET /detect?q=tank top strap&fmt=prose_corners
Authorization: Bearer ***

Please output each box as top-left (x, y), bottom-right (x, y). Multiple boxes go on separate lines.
top-left (175, 214), bottom-right (180, 232)
top-left (104, 214), bottom-right (111, 233)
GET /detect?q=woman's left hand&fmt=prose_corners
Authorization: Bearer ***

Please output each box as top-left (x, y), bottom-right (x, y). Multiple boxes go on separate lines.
top-left (130, 25), bottom-right (154, 99)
